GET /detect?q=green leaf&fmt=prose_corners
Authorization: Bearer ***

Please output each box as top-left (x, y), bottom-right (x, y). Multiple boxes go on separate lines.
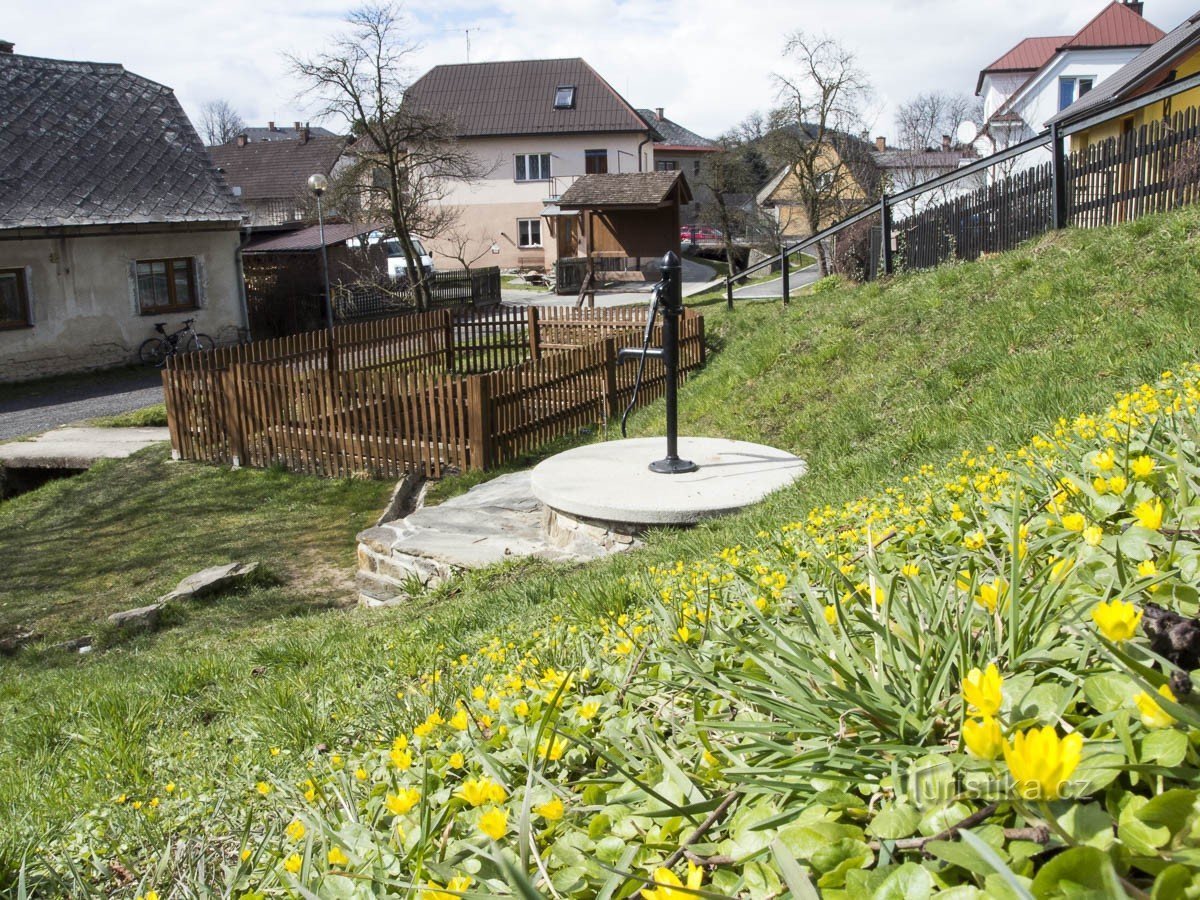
top-left (1137, 788), bottom-right (1199, 838)
top-left (928, 838), bottom-right (994, 872)
top-left (908, 754), bottom-right (955, 811)
top-left (870, 862), bottom-right (935, 900)
top-left (1029, 846), bottom-right (1116, 898)
top-left (1082, 673), bottom-right (1139, 714)
top-left (867, 803), bottom-right (921, 840)
top-left (919, 801), bottom-right (973, 837)
top-left (1142, 730), bottom-right (1190, 768)
top-left (1120, 796), bottom-right (1171, 854)
top-left (1151, 863), bottom-right (1197, 899)
top-left (959, 829), bottom-right (1035, 900)
top-left (1056, 803), bottom-right (1115, 850)
top-left (770, 838), bottom-right (820, 900)
top-left (1069, 751), bottom-right (1126, 795)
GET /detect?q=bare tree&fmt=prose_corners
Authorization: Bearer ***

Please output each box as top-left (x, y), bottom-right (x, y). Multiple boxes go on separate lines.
top-left (290, 3), bottom-right (487, 310)
top-left (766, 32), bottom-right (874, 275)
top-left (441, 221), bottom-right (496, 270)
top-left (199, 99), bottom-right (246, 146)
top-left (896, 91), bottom-right (980, 152)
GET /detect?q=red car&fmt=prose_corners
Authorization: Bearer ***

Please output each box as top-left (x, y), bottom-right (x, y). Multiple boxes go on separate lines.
top-left (680, 225), bottom-right (723, 243)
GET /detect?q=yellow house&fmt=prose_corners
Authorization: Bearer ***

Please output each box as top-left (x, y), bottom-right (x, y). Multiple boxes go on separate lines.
top-left (755, 138), bottom-right (881, 240)
top-left (1049, 11), bottom-right (1200, 150)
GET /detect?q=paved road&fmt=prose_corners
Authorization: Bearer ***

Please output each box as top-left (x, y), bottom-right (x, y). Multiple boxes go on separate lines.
top-left (733, 264), bottom-right (821, 299)
top-left (0, 369), bottom-right (163, 441)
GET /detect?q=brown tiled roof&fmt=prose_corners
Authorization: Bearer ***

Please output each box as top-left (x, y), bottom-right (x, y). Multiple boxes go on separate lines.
top-left (976, 36), bottom-right (1068, 93)
top-left (558, 171), bottom-right (691, 208)
top-left (1060, 2), bottom-right (1166, 49)
top-left (207, 136), bottom-right (347, 201)
top-left (636, 109), bottom-right (718, 150)
top-left (406, 58), bottom-right (649, 138)
top-left (243, 221), bottom-right (381, 253)
top-left (0, 52), bottom-right (243, 231)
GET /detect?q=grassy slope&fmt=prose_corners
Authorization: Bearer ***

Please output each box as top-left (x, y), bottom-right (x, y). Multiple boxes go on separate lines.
top-left (3, 207), bottom-right (1200, 884)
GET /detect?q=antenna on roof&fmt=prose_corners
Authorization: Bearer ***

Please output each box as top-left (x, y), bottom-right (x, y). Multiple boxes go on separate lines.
top-left (465, 28), bottom-right (472, 63)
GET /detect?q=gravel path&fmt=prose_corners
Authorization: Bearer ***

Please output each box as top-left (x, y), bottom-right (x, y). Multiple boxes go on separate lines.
top-left (0, 369), bottom-right (164, 441)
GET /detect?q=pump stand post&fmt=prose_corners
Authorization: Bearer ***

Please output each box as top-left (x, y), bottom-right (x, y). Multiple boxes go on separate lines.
top-left (649, 251), bottom-right (698, 475)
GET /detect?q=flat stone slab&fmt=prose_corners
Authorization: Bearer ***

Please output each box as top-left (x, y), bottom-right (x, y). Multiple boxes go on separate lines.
top-left (531, 437), bottom-right (807, 526)
top-left (0, 427), bottom-right (169, 469)
top-left (161, 561), bottom-right (259, 602)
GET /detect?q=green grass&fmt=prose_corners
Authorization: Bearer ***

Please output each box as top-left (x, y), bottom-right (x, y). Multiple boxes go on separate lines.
top-left (501, 274), bottom-right (553, 292)
top-left (5, 206), bottom-right (1200, 891)
top-left (87, 403), bottom-right (168, 427)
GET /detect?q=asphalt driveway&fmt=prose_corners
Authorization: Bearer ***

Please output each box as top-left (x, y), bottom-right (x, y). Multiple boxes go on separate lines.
top-left (0, 367), bottom-right (163, 441)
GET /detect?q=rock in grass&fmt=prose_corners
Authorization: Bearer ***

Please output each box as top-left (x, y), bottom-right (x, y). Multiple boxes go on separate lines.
top-left (107, 602), bottom-right (165, 628)
top-left (161, 562), bottom-right (259, 602)
top-left (0, 628), bottom-right (40, 655)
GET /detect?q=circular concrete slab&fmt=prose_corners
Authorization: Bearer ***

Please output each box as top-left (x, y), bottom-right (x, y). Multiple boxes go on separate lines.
top-left (530, 437), bottom-right (807, 526)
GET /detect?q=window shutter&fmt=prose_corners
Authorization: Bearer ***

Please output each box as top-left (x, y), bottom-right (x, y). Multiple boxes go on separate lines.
top-left (194, 256), bottom-right (207, 308)
top-left (515, 155), bottom-right (526, 181)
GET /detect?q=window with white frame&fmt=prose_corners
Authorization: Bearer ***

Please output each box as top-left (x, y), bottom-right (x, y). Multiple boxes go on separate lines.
top-left (1058, 76), bottom-right (1095, 111)
top-left (517, 218), bottom-right (542, 248)
top-left (815, 171), bottom-right (835, 190)
top-left (515, 153), bottom-right (551, 182)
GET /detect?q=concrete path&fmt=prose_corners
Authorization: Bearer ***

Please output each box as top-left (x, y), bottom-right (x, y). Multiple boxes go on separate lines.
top-left (733, 264), bottom-right (822, 300)
top-left (0, 426), bottom-right (169, 469)
top-left (0, 368), bottom-right (163, 441)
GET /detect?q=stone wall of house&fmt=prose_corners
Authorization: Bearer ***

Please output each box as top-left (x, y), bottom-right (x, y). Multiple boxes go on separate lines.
top-left (0, 227), bottom-right (245, 382)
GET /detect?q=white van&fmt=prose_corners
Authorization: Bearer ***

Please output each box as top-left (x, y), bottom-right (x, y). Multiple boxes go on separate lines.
top-left (382, 236), bottom-right (434, 280)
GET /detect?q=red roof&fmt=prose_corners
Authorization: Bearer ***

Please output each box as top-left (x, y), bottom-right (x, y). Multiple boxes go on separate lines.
top-left (1060, 2), bottom-right (1166, 49)
top-left (976, 36), bottom-right (1068, 93)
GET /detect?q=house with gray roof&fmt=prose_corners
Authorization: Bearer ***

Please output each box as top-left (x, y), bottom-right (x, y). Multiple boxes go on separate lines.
top-left (404, 58), bottom-right (709, 270)
top-left (0, 42), bottom-right (246, 381)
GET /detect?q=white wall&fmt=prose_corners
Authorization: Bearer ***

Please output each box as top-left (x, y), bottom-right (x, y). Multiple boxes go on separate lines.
top-left (433, 132), bottom-right (651, 269)
top-left (0, 227), bottom-right (244, 381)
top-left (981, 73), bottom-right (1029, 122)
top-left (1012, 47), bottom-right (1142, 132)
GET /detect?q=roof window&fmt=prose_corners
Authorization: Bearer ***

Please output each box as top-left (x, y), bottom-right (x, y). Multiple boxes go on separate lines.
top-left (554, 85), bottom-right (576, 109)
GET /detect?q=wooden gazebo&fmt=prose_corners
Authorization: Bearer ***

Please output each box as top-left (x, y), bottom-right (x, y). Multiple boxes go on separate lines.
top-left (552, 171), bottom-right (692, 306)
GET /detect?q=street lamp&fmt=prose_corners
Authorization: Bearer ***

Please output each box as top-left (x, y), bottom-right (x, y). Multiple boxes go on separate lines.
top-left (308, 173), bottom-right (334, 333)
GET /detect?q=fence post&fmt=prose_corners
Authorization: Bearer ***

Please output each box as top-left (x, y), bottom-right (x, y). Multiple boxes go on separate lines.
top-left (880, 195), bottom-right (894, 276)
top-left (221, 366), bottom-right (246, 468)
top-left (1051, 122), bottom-right (1068, 230)
top-left (602, 337), bottom-right (619, 419)
top-left (527, 305), bottom-right (542, 360)
top-left (466, 374), bottom-right (493, 470)
top-left (725, 275), bottom-right (734, 310)
top-left (781, 248), bottom-right (791, 305)
top-left (442, 308), bottom-right (454, 372)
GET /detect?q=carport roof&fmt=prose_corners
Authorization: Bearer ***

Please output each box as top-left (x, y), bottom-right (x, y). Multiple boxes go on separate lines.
top-left (557, 171), bottom-right (691, 209)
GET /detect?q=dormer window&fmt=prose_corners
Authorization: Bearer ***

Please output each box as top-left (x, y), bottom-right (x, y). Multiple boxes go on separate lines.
top-left (554, 85), bottom-right (575, 109)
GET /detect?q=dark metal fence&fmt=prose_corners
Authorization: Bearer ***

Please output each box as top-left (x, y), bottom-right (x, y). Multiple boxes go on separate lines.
top-left (333, 267), bottom-right (502, 321)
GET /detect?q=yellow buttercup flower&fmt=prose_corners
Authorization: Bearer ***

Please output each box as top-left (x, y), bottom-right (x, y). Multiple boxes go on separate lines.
top-left (1092, 476), bottom-right (1109, 495)
top-left (1137, 559), bottom-right (1158, 578)
top-left (964, 531), bottom-right (986, 551)
top-left (1003, 726), bottom-right (1083, 800)
top-left (513, 699), bottom-right (530, 718)
top-left (1094, 448), bottom-right (1115, 472)
top-left (901, 562), bottom-right (921, 577)
top-left (327, 846), bottom-right (349, 867)
top-left (578, 701), bottom-right (600, 721)
top-left (538, 735), bottom-right (568, 761)
top-left (962, 664), bottom-right (1003, 716)
top-left (255, 781), bottom-right (271, 796)
top-left (534, 797), bottom-right (565, 821)
top-left (283, 853), bottom-right (302, 874)
top-left (1091, 599), bottom-right (1142, 642)
top-left (449, 708), bottom-right (469, 731)
top-left (386, 787), bottom-right (421, 815)
top-left (422, 876), bottom-right (474, 900)
top-left (1133, 497), bottom-right (1164, 531)
top-left (390, 747), bottom-right (413, 770)
top-left (1131, 455), bottom-right (1156, 478)
top-left (1135, 684), bottom-right (1178, 729)
top-left (823, 604), bottom-right (838, 625)
top-left (285, 819), bottom-right (306, 842)
top-left (1083, 525), bottom-right (1104, 547)
top-left (974, 578), bottom-right (1008, 613)
top-left (1061, 513), bottom-right (1086, 533)
top-left (458, 777), bottom-right (506, 807)
top-left (963, 716), bottom-right (1003, 760)
top-left (643, 862), bottom-right (704, 900)
top-left (448, 752), bottom-right (465, 769)
top-left (1108, 474), bottom-right (1128, 493)
top-left (477, 807), bottom-right (508, 840)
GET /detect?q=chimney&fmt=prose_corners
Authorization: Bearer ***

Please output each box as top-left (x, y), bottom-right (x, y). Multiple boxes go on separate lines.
top-left (655, 107), bottom-right (664, 121)
top-left (0, 40), bottom-right (13, 54)
top-left (294, 121), bottom-right (301, 133)
top-left (942, 134), bottom-right (952, 151)
top-left (268, 121), bottom-right (275, 131)
top-left (301, 124), bottom-right (309, 144)
top-left (875, 135), bottom-right (887, 152)
top-left (236, 134), bottom-right (247, 148)
top-left (1124, 1), bottom-right (1144, 15)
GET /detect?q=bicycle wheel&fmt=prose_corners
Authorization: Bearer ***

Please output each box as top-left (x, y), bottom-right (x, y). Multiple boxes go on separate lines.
top-left (186, 333), bottom-right (215, 353)
top-left (138, 337), bottom-right (170, 367)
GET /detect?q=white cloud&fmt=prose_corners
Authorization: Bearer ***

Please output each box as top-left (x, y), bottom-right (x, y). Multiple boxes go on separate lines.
top-left (8, 0), bottom-right (1198, 140)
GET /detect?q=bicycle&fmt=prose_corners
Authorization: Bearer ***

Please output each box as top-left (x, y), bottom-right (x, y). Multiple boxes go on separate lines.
top-left (137, 318), bottom-right (214, 367)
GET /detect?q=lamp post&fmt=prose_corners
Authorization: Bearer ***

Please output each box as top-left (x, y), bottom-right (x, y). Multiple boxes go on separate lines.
top-left (308, 173), bottom-right (334, 332)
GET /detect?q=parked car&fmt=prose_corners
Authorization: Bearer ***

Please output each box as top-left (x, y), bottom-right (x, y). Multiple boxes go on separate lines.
top-left (680, 225), bottom-right (723, 244)
top-left (382, 236), bottom-right (434, 279)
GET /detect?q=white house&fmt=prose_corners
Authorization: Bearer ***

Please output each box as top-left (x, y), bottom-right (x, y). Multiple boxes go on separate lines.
top-left (0, 43), bottom-right (246, 381)
top-left (974, 2), bottom-right (1166, 167)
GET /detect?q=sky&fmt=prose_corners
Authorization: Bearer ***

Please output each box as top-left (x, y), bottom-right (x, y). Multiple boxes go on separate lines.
top-left (8, 0), bottom-right (1200, 141)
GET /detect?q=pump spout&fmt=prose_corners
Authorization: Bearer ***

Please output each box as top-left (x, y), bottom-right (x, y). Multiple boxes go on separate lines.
top-left (618, 346), bottom-right (663, 365)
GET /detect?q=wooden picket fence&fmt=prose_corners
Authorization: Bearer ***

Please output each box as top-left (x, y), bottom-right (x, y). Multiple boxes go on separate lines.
top-left (163, 305), bottom-right (705, 478)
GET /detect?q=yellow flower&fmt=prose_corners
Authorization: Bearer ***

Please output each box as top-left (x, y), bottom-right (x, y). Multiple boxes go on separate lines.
top-left (283, 853), bottom-right (302, 874)
top-left (354, 767), bottom-right (369, 781)
top-left (285, 819), bottom-right (306, 842)
top-left (1083, 525), bottom-right (1104, 547)
top-left (1061, 513), bottom-right (1086, 533)
top-left (1108, 475), bottom-right (1128, 494)
top-left (1091, 599), bottom-right (1142, 642)
top-left (240, 848), bottom-right (251, 861)
top-left (448, 752), bottom-right (465, 769)
top-left (534, 797), bottom-right (565, 821)
top-left (390, 747), bottom-right (413, 770)
top-left (1131, 455), bottom-right (1156, 478)
top-left (1003, 726), bottom-right (1084, 800)
top-left (513, 699), bottom-right (530, 718)
top-left (962, 663), bottom-right (1003, 716)
top-left (1092, 476), bottom-right (1109, 495)
top-left (963, 716), bottom-right (1003, 760)
top-left (328, 846), bottom-right (349, 867)
top-left (256, 781), bottom-right (271, 796)
top-left (164, 782), bottom-right (175, 794)
top-left (458, 777), bottom-right (506, 807)
top-left (386, 787), bottom-right (421, 815)
top-left (1050, 557), bottom-right (1075, 581)
top-left (823, 604), bottom-right (838, 625)
top-left (477, 807), bottom-right (508, 840)
top-left (538, 735), bottom-right (568, 761)
top-left (964, 531), bottom-right (986, 551)
top-left (1135, 684), bottom-right (1177, 729)
top-left (1133, 497), bottom-right (1164, 531)
top-left (901, 562), bottom-right (921, 577)
top-left (643, 862), bottom-right (704, 900)
top-left (422, 876), bottom-right (474, 900)
top-left (270, 747), bottom-right (281, 757)
top-left (1094, 448), bottom-right (1115, 472)
top-left (578, 701), bottom-right (600, 721)
top-left (449, 708), bottom-right (469, 731)
top-left (1138, 559), bottom-right (1158, 578)
top-left (974, 578), bottom-right (1008, 613)
top-left (675, 624), bottom-right (692, 643)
